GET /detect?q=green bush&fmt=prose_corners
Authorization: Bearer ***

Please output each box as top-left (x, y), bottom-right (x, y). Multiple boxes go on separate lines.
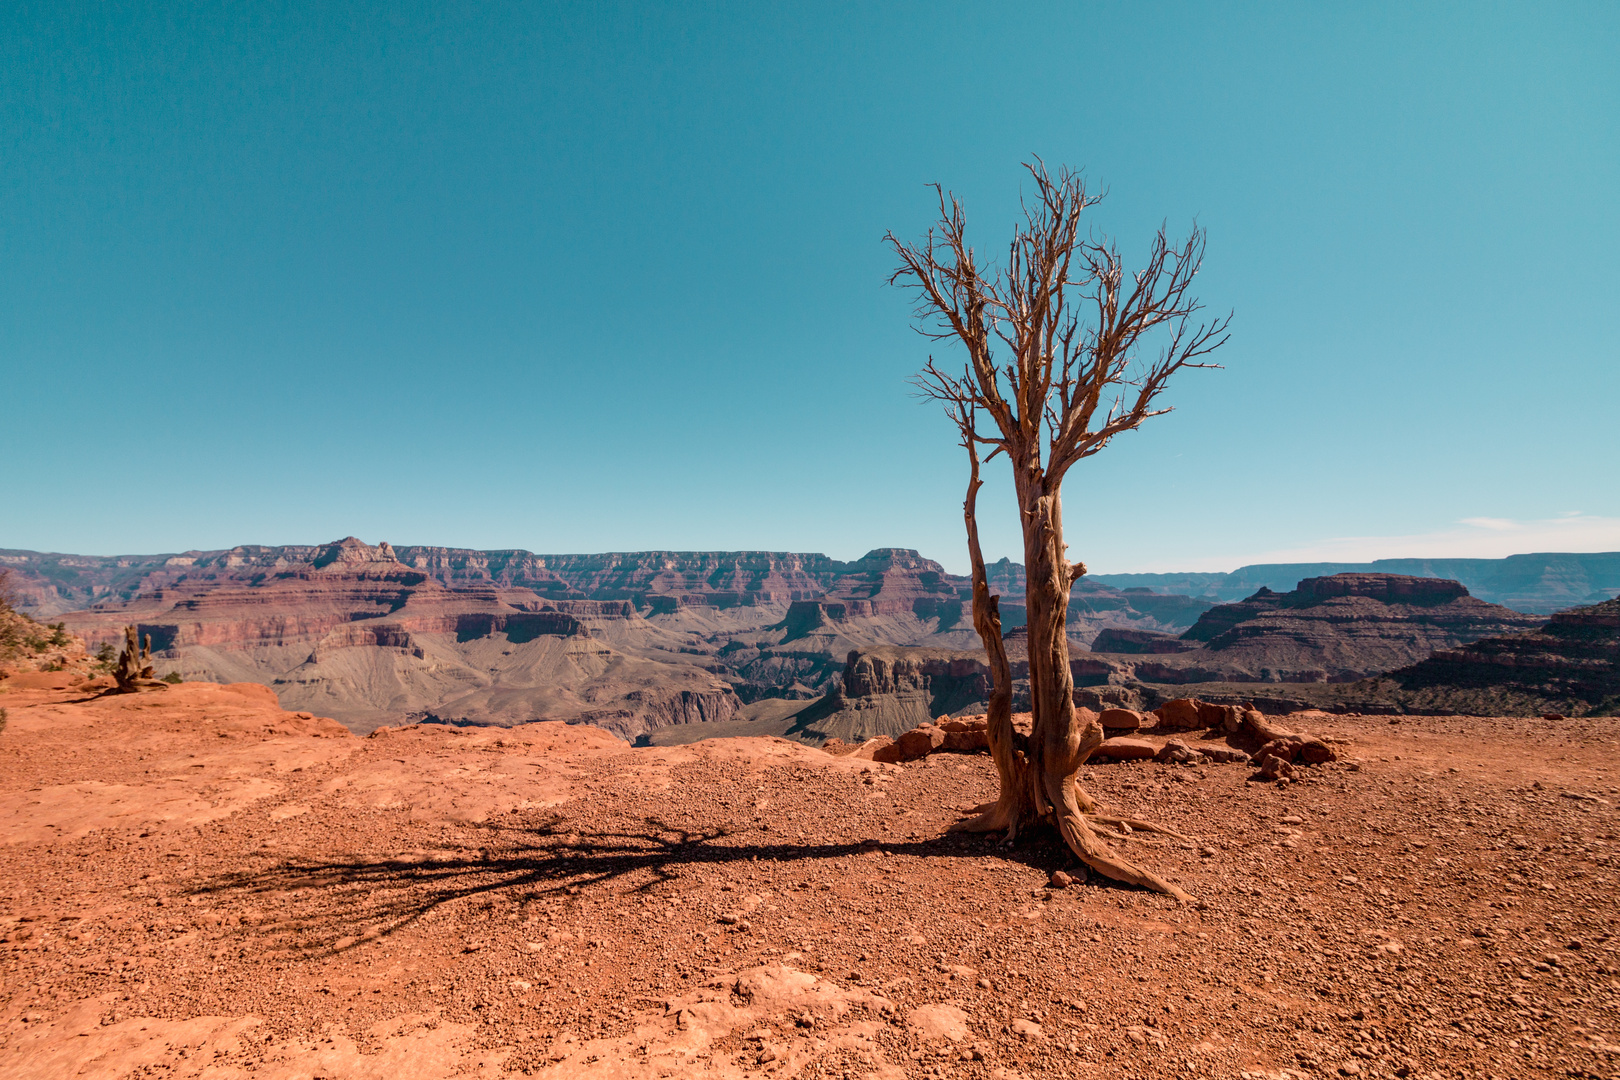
top-left (162, 671), bottom-right (183, 684)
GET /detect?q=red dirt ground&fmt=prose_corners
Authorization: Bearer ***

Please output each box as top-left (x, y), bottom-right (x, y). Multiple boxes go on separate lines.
top-left (2, 672), bottom-right (1618, 1079)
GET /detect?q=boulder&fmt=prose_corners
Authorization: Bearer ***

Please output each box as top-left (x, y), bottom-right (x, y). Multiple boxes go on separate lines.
top-left (1095, 737), bottom-right (1159, 761)
top-left (1256, 736), bottom-right (1304, 762)
top-left (1298, 737), bottom-right (1337, 764)
top-left (1239, 708), bottom-right (1273, 740)
top-left (1099, 708), bottom-right (1143, 733)
top-left (1156, 738), bottom-right (1198, 765)
top-left (938, 715), bottom-right (990, 752)
top-left (873, 724), bottom-right (944, 764)
top-left (849, 736), bottom-right (893, 761)
top-left (1196, 700), bottom-right (1231, 729)
top-left (1254, 732), bottom-right (1337, 766)
top-left (1154, 698), bottom-right (1203, 731)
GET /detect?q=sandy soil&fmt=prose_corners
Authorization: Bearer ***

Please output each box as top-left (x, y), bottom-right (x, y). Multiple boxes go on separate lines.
top-left (2, 672), bottom-right (1618, 1079)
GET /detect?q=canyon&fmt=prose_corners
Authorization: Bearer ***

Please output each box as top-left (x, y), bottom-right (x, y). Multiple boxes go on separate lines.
top-left (1093, 551), bottom-right (1620, 613)
top-left (7, 542), bottom-right (1615, 744)
top-left (801, 573), bottom-right (1573, 741)
top-left (9, 539), bottom-right (1208, 738)
top-left (1381, 596), bottom-right (1620, 718)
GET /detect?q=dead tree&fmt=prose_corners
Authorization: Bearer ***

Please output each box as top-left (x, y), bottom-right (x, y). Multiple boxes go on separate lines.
top-left (112, 625), bottom-right (167, 693)
top-left (888, 162), bottom-right (1229, 901)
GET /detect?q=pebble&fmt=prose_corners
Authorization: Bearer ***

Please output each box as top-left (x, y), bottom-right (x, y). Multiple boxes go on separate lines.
top-left (1010, 1019), bottom-right (1043, 1040)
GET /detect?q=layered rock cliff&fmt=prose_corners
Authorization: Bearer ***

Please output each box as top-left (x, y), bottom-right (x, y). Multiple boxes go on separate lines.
top-left (11, 538), bottom-right (1216, 737)
top-left (1092, 551), bottom-right (1620, 613)
top-left (1385, 597), bottom-right (1620, 716)
top-left (1122, 573), bottom-right (1544, 684)
top-left (52, 539), bottom-right (738, 735)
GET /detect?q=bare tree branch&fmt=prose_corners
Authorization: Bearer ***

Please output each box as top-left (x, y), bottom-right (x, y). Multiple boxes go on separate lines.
top-left (887, 161), bottom-right (1225, 903)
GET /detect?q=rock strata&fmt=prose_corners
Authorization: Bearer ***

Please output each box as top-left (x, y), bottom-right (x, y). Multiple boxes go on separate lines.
top-left (1128, 573), bottom-right (1542, 684)
top-left (16, 541), bottom-right (1214, 737)
top-left (1387, 597), bottom-right (1620, 716)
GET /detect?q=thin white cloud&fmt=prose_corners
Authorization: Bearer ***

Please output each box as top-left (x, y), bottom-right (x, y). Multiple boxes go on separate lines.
top-left (1125, 514), bottom-right (1620, 573)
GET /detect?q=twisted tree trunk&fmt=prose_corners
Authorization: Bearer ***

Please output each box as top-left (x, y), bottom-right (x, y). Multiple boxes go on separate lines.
top-left (951, 446), bottom-right (1191, 901)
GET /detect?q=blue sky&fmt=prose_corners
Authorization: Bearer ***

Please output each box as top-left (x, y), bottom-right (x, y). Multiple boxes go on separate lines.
top-left (2, 1), bottom-right (1616, 573)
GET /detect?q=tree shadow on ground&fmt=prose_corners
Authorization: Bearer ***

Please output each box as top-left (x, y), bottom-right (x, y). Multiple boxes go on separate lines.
top-left (183, 815), bottom-right (1140, 958)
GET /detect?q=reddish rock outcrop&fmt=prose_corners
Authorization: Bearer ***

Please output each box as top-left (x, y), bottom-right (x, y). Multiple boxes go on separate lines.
top-left (1144, 573), bottom-right (1543, 684)
top-left (872, 724), bottom-right (945, 763)
top-left (1154, 698), bottom-right (1203, 731)
top-left (1094, 737), bottom-right (1159, 761)
top-left (938, 715), bottom-right (990, 751)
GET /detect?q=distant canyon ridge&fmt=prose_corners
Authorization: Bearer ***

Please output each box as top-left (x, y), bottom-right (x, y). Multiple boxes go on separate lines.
top-left (3, 539), bottom-right (1616, 738)
top-left (5, 539), bottom-right (1207, 736)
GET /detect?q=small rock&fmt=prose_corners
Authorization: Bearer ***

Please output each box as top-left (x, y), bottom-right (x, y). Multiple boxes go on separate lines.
top-left (1253, 754), bottom-right (1295, 781)
top-left (1156, 738), bottom-right (1198, 764)
top-left (1010, 1018), bottom-right (1043, 1040)
top-left (1048, 870), bottom-right (1073, 889)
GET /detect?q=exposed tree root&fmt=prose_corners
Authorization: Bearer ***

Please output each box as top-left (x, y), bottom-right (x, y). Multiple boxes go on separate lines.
top-left (1056, 804), bottom-right (1195, 903)
top-left (1082, 814), bottom-right (1192, 842)
top-left (1046, 764), bottom-right (1195, 902)
top-left (951, 761), bottom-right (1197, 902)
